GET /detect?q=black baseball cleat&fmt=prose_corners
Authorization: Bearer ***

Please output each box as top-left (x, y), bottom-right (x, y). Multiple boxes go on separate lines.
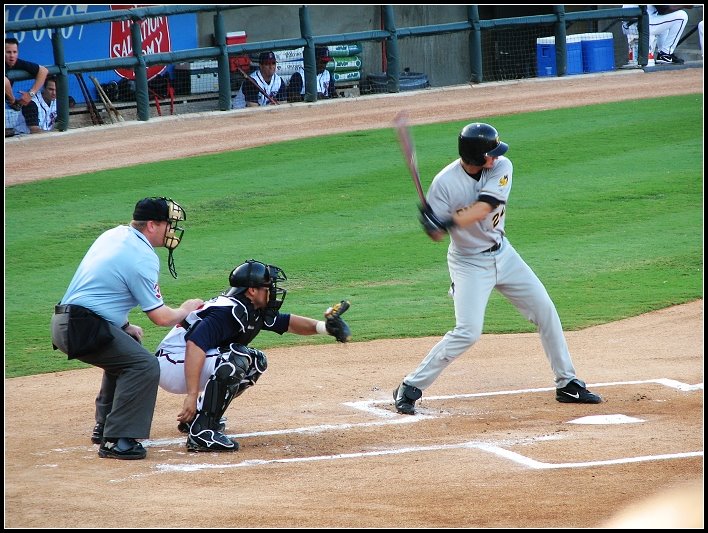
top-left (91, 422), bottom-right (105, 445)
top-left (655, 51), bottom-right (685, 64)
top-left (178, 416), bottom-right (226, 434)
top-left (393, 382), bottom-right (423, 415)
top-left (187, 429), bottom-right (239, 452)
top-left (556, 379), bottom-right (602, 404)
top-left (98, 438), bottom-right (146, 460)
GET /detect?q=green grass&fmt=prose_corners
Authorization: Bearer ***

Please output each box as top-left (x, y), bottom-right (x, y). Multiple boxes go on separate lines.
top-left (5, 94), bottom-right (702, 377)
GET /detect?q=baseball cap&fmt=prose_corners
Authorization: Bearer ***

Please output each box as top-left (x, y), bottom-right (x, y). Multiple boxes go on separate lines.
top-left (133, 197), bottom-right (169, 221)
top-left (259, 51), bottom-right (276, 64)
top-left (315, 46), bottom-right (332, 62)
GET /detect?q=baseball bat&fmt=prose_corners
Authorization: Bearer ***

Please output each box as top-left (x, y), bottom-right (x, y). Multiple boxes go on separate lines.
top-left (75, 73), bottom-right (103, 126)
top-left (89, 76), bottom-right (115, 123)
top-left (237, 66), bottom-right (279, 106)
top-left (89, 75), bottom-right (124, 122)
top-left (393, 111), bottom-right (427, 208)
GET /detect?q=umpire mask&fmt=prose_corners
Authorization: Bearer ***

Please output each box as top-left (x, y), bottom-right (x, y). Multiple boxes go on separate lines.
top-left (164, 199), bottom-right (186, 279)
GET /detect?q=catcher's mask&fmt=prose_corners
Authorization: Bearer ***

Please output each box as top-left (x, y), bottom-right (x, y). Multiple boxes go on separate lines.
top-left (133, 196), bottom-right (186, 278)
top-left (458, 123), bottom-right (508, 166)
top-left (226, 259), bottom-right (288, 311)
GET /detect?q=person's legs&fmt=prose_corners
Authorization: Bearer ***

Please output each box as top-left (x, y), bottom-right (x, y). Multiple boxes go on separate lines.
top-left (402, 252), bottom-right (496, 391)
top-left (495, 244), bottom-right (577, 388)
top-left (651, 9), bottom-right (688, 61)
top-left (394, 250), bottom-right (496, 414)
top-left (78, 326), bottom-right (160, 440)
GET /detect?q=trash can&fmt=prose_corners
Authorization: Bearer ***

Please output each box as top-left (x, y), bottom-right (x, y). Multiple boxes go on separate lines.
top-left (366, 71), bottom-right (429, 93)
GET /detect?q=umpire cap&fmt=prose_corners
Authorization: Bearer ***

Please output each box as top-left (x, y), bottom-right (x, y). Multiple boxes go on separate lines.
top-left (133, 197), bottom-right (169, 221)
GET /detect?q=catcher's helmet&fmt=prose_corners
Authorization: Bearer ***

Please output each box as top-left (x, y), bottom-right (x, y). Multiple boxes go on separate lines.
top-left (458, 123), bottom-right (508, 166)
top-left (226, 259), bottom-right (287, 310)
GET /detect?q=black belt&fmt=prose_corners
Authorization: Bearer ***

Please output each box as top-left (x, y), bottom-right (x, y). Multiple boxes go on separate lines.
top-left (55, 304), bottom-right (72, 314)
top-left (482, 242), bottom-right (501, 253)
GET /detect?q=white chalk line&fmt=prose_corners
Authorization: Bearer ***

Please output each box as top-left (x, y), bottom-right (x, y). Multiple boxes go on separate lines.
top-left (147, 378), bottom-right (702, 475)
top-left (154, 440), bottom-right (702, 473)
top-left (476, 445), bottom-right (703, 470)
top-left (143, 414), bottom-right (434, 448)
top-left (155, 435), bottom-right (562, 473)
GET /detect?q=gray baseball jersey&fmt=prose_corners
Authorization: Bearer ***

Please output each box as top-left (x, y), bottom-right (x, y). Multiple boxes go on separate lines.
top-left (427, 156), bottom-right (511, 253)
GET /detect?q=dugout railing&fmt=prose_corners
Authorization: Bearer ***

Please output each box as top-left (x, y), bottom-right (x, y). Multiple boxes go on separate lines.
top-left (6, 5), bottom-right (651, 132)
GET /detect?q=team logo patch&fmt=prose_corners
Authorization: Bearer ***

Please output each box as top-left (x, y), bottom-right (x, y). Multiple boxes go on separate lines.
top-left (153, 282), bottom-right (162, 300)
top-left (499, 175), bottom-right (509, 186)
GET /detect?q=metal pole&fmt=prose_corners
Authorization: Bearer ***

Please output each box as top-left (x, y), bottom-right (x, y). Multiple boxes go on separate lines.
top-left (213, 12), bottom-right (232, 110)
top-left (51, 30), bottom-right (70, 131)
top-left (382, 5), bottom-right (399, 93)
top-left (468, 5), bottom-right (482, 83)
top-left (131, 17), bottom-right (150, 121)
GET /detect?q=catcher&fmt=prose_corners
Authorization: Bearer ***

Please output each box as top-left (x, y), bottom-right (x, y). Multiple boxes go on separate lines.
top-left (154, 259), bottom-right (351, 452)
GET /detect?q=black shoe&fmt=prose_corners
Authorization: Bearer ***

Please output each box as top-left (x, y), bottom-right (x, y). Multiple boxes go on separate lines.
top-left (655, 51), bottom-right (684, 64)
top-left (393, 382), bottom-right (423, 415)
top-left (91, 422), bottom-right (105, 445)
top-left (556, 379), bottom-right (603, 404)
top-left (186, 429), bottom-right (239, 452)
top-left (178, 416), bottom-right (226, 434)
top-left (98, 438), bottom-right (146, 460)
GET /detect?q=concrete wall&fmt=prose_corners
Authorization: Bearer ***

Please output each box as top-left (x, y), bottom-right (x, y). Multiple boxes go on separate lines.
top-left (198, 5), bottom-right (703, 88)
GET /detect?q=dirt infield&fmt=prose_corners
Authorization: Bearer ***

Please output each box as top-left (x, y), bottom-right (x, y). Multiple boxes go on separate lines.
top-left (4, 67), bottom-right (704, 528)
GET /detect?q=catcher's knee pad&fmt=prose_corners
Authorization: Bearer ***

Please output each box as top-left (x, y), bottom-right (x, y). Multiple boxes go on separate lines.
top-left (233, 347), bottom-right (267, 398)
top-left (197, 350), bottom-right (248, 426)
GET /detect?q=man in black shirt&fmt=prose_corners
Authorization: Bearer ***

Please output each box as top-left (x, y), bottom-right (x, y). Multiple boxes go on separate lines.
top-left (5, 37), bottom-right (48, 108)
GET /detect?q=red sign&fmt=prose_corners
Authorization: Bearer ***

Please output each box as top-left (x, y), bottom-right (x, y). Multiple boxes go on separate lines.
top-left (110, 5), bottom-right (171, 80)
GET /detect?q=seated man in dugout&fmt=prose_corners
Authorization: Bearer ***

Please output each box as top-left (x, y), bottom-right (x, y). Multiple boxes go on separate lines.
top-left (232, 51), bottom-right (288, 109)
top-left (13, 74), bottom-right (58, 134)
top-left (287, 46), bottom-right (338, 102)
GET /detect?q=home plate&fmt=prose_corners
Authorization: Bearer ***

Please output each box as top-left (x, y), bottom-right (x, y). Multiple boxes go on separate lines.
top-left (568, 414), bottom-right (645, 425)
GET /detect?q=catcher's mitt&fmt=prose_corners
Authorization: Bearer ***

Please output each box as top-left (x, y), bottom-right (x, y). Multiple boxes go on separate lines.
top-left (324, 300), bottom-right (352, 343)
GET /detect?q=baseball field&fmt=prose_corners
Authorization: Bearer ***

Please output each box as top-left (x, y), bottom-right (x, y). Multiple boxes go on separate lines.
top-left (4, 67), bottom-right (703, 527)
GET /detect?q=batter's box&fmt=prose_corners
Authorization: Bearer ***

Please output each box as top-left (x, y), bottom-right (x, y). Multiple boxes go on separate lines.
top-left (344, 378), bottom-right (703, 467)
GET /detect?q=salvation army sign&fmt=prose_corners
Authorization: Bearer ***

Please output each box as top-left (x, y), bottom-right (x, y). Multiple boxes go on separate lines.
top-left (110, 4), bottom-right (170, 80)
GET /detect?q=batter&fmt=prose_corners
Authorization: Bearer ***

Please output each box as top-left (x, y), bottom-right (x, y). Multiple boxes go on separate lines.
top-left (393, 122), bottom-right (602, 414)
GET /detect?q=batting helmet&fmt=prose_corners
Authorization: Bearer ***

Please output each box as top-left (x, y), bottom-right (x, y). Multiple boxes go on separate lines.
top-left (458, 123), bottom-right (508, 166)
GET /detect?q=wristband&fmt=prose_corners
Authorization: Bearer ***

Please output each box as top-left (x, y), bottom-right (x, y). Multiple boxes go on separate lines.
top-left (122, 322), bottom-right (130, 330)
top-left (316, 321), bottom-right (327, 335)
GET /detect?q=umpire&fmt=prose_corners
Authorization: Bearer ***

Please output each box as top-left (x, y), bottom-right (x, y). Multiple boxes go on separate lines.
top-left (51, 197), bottom-right (203, 460)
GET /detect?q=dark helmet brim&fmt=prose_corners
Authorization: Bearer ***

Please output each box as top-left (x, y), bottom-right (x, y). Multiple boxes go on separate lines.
top-left (487, 141), bottom-right (508, 157)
